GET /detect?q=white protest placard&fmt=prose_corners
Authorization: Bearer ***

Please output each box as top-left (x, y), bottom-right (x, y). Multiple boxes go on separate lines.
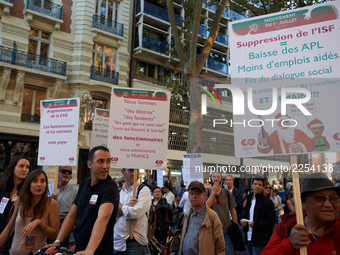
top-left (182, 153), bottom-right (204, 186)
top-left (38, 98), bottom-right (79, 165)
top-left (229, 1), bottom-right (340, 158)
top-left (90, 109), bottom-right (110, 148)
top-left (157, 170), bottom-right (164, 187)
top-left (108, 88), bottom-right (170, 169)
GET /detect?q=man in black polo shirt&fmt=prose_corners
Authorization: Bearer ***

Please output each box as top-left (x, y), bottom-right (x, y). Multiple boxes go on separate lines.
top-left (49, 146), bottom-right (119, 255)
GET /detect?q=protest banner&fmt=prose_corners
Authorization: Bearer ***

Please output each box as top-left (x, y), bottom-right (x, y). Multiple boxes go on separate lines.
top-left (229, 1), bottom-right (340, 158)
top-left (38, 98), bottom-right (79, 166)
top-left (90, 108), bottom-right (110, 148)
top-left (229, 3), bottom-right (340, 254)
top-left (108, 88), bottom-right (170, 170)
top-left (157, 170), bottom-right (164, 187)
top-left (182, 153), bottom-right (204, 186)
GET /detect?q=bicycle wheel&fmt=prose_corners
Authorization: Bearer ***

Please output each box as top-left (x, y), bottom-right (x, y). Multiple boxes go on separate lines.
top-left (169, 233), bottom-right (181, 255)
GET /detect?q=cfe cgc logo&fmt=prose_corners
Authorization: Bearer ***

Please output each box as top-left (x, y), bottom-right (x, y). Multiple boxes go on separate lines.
top-left (39, 156), bottom-right (45, 163)
top-left (155, 160), bottom-right (163, 166)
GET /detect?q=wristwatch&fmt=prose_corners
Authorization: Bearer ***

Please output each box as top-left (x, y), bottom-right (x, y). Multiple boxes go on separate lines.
top-left (54, 239), bottom-right (61, 246)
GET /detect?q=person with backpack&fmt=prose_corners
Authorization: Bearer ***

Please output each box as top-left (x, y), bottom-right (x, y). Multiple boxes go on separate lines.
top-left (152, 187), bottom-right (172, 245)
top-left (114, 168), bottom-right (151, 255)
top-left (206, 172), bottom-right (239, 255)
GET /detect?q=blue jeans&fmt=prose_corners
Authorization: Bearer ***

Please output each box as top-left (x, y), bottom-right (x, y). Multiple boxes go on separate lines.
top-left (224, 232), bottom-right (236, 255)
top-left (246, 242), bottom-right (264, 255)
top-left (114, 239), bottom-right (148, 255)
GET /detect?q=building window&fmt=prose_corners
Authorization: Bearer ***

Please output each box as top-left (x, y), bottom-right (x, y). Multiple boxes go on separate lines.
top-left (96, 0), bottom-right (120, 23)
top-left (21, 86), bottom-right (46, 123)
top-left (29, 28), bottom-right (50, 57)
top-left (163, 68), bottom-right (181, 82)
top-left (84, 98), bottom-right (107, 130)
top-left (93, 43), bottom-right (117, 73)
top-left (138, 61), bottom-right (155, 78)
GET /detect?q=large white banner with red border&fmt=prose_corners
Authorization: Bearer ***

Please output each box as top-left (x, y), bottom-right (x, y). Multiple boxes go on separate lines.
top-left (38, 98), bottom-right (79, 165)
top-left (108, 88), bottom-right (170, 169)
top-left (90, 108), bottom-right (110, 149)
top-left (229, 1), bottom-right (340, 158)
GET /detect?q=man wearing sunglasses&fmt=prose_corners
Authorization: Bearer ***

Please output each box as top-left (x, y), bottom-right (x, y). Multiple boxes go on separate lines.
top-left (262, 172), bottom-right (340, 254)
top-left (50, 166), bottom-right (79, 250)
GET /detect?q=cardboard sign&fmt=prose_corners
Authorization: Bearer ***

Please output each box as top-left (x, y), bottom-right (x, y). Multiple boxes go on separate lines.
top-left (90, 108), bottom-right (110, 148)
top-left (108, 88), bottom-right (170, 169)
top-left (229, 1), bottom-right (340, 157)
top-left (38, 98), bottom-right (79, 165)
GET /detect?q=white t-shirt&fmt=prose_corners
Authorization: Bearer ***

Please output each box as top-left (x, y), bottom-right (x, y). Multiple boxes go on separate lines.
top-left (164, 191), bottom-right (175, 209)
top-left (247, 196), bottom-right (256, 241)
top-left (178, 191), bottom-right (191, 213)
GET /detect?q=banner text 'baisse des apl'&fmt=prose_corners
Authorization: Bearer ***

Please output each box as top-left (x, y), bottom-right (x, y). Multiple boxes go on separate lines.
top-left (229, 1), bottom-right (340, 158)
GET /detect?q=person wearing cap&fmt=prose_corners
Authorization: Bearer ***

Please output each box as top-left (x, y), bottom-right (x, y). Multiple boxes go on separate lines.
top-left (262, 173), bottom-right (340, 254)
top-left (258, 113), bottom-right (313, 154)
top-left (179, 181), bottom-right (225, 255)
top-left (307, 119), bottom-right (330, 152)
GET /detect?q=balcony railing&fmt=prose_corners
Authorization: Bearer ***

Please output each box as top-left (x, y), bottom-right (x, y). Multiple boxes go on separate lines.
top-left (216, 34), bottom-right (228, 45)
top-left (207, 58), bottom-right (228, 74)
top-left (229, 9), bottom-right (246, 20)
top-left (21, 114), bottom-right (40, 123)
top-left (198, 26), bottom-right (227, 45)
top-left (141, 36), bottom-right (169, 54)
top-left (92, 15), bottom-right (124, 37)
top-left (26, 0), bottom-right (63, 20)
top-left (84, 122), bottom-right (93, 130)
top-left (199, 25), bottom-right (206, 37)
top-left (90, 65), bottom-right (119, 85)
top-left (142, 1), bottom-right (181, 26)
top-left (0, 44), bottom-right (67, 76)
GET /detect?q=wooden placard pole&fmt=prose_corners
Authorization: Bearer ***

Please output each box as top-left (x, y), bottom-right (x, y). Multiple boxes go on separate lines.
top-left (53, 166), bottom-right (59, 194)
top-left (290, 155), bottom-right (307, 255)
top-left (130, 169), bottom-right (138, 239)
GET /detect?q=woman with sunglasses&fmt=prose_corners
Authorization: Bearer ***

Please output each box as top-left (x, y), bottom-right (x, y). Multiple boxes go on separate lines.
top-left (263, 183), bottom-right (272, 198)
top-left (0, 169), bottom-right (59, 255)
top-left (262, 173), bottom-right (340, 254)
top-left (0, 154), bottom-right (31, 234)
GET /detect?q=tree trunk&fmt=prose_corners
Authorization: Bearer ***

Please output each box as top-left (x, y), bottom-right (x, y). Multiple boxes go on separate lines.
top-left (187, 76), bottom-right (202, 153)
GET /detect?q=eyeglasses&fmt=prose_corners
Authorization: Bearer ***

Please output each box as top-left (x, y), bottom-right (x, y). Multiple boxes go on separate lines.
top-left (308, 195), bottom-right (340, 204)
top-left (60, 169), bottom-right (72, 175)
top-left (265, 187), bottom-right (272, 189)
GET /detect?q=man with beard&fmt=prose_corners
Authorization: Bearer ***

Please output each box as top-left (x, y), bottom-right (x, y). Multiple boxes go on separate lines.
top-left (257, 113), bottom-right (313, 154)
top-left (47, 146), bottom-right (119, 255)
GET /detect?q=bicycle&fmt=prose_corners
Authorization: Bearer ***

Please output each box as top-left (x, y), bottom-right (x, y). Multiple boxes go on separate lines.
top-left (147, 220), bottom-right (181, 255)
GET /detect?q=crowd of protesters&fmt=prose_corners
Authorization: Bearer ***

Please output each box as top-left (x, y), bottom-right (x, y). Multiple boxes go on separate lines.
top-left (1, 147), bottom-right (340, 255)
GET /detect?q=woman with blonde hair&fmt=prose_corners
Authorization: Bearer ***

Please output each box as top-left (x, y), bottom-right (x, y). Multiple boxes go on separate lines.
top-left (0, 169), bottom-right (59, 255)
